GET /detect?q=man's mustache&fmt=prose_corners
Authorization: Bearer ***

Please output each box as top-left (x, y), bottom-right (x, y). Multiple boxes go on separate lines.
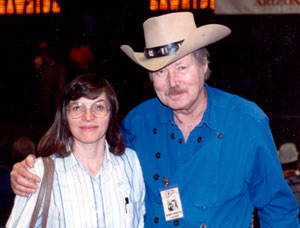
top-left (165, 86), bottom-right (183, 96)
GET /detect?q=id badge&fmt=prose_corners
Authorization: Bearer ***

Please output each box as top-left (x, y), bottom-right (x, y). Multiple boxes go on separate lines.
top-left (160, 185), bottom-right (184, 221)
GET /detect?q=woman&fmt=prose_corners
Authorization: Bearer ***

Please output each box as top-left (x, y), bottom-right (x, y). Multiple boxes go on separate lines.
top-left (6, 74), bottom-right (145, 228)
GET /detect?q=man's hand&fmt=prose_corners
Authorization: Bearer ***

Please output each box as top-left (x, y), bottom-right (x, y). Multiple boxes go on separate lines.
top-left (10, 154), bottom-right (40, 197)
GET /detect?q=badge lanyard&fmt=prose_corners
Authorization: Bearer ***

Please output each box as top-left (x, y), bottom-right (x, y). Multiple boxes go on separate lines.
top-left (159, 176), bottom-right (184, 221)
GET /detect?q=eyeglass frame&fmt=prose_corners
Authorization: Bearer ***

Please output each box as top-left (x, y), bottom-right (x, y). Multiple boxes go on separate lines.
top-left (66, 100), bottom-right (111, 119)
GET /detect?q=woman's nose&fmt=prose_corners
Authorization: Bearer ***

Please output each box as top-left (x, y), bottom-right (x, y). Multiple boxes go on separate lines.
top-left (82, 108), bottom-right (95, 121)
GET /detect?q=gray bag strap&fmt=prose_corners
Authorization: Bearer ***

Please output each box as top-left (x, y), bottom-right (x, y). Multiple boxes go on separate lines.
top-left (29, 157), bottom-right (54, 228)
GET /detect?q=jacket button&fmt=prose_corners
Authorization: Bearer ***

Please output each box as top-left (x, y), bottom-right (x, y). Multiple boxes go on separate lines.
top-left (178, 138), bottom-right (183, 144)
top-left (217, 132), bottom-right (223, 139)
top-left (154, 217), bottom-right (159, 223)
top-left (153, 128), bottom-right (157, 134)
top-left (171, 133), bottom-right (175, 139)
top-left (197, 136), bottom-right (202, 143)
top-left (154, 174), bottom-right (159, 180)
top-left (156, 152), bottom-right (161, 158)
top-left (173, 219), bottom-right (179, 226)
top-left (200, 224), bottom-right (207, 228)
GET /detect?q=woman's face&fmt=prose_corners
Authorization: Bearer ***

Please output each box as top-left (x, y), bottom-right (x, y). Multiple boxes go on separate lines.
top-left (67, 93), bottom-right (110, 146)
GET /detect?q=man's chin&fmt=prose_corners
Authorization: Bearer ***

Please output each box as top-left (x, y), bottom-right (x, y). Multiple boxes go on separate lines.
top-left (165, 102), bottom-right (188, 111)
top-left (157, 96), bottom-right (188, 110)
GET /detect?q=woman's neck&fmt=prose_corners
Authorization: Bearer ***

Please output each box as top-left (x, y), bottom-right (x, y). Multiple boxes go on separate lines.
top-left (73, 139), bottom-right (106, 177)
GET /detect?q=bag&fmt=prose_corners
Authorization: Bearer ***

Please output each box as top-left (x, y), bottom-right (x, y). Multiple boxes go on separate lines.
top-left (29, 157), bottom-right (54, 228)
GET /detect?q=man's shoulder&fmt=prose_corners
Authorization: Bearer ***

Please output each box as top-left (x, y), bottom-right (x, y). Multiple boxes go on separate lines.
top-left (208, 86), bottom-right (267, 122)
top-left (124, 97), bottom-right (164, 120)
top-left (132, 97), bottom-right (162, 110)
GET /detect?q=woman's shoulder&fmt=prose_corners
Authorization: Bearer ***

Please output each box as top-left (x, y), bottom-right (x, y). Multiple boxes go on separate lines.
top-left (115, 147), bottom-right (140, 167)
top-left (29, 157), bottom-right (45, 177)
top-left (30, 156), bottom-right (58, 178)
top-left (123, 147), bottom-right (139, 159)
top-left (31, 157), bottom-right (44, 171)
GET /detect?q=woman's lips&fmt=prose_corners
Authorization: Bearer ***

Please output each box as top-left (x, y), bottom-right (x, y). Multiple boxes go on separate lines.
top-left (80, 126), bottom-right (98, 131)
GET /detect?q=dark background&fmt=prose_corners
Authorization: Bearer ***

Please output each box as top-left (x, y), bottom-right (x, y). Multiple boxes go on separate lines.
top-left (0, 0), bottom-right (300, 156)
top-left (0, 1), bottom-right (300, 226)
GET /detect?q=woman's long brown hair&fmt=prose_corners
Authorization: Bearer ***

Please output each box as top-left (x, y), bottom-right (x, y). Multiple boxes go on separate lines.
top-left (37, 74), bottom-right (125, 157)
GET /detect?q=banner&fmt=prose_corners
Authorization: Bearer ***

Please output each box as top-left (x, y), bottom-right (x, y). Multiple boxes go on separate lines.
top-left (214, 0), bottom-right (300, 15)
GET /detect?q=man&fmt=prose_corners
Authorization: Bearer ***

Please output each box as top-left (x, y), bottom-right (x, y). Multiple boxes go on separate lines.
top-left (10, 12), bottom-right (299, 227)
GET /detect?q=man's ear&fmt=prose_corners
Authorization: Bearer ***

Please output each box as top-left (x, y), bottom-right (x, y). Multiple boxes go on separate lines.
top-left (202, 61), bottom-right (208, 74)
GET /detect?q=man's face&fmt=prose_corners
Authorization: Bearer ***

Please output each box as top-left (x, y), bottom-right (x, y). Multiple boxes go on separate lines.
top-left (152, 53), bottom-right (206, 112)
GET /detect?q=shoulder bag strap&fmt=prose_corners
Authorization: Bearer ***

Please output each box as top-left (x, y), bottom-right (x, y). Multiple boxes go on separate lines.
top-left (29, 157), bottom-right (55, 228)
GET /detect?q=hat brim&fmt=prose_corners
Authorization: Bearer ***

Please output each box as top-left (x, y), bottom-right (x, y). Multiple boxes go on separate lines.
top-left (121, 24), bottom-right (231, 71)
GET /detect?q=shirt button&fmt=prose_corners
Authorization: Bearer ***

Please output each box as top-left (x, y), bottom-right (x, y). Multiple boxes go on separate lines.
top-left (178, 138), bottom-right (183, 144)
top-left (154, 217), bottom-right (159, 223)
top-left (153, 174), bottom-right (159, 180)
top-left (217, 132), bottom-right (223, 139)
top-left (173, 219), bottom-right (180, 226)
top-left (153, 128), bottom-right (157, 134)
top-left (197, 136), bottom-right (202, 143)
top-left (171, 133), bottom-right (175, 139)
top-left (156, 152), bottom-right (161, 158)
top-left (200, 224), bottom-right (207, 228)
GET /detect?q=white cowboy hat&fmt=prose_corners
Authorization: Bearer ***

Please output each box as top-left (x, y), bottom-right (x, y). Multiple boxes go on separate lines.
top-left (120, 12), bottom-right (231, 71)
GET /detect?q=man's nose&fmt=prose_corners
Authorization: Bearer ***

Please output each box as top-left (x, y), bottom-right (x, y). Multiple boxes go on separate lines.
top-left (168, 70), bottom-right (178, 87)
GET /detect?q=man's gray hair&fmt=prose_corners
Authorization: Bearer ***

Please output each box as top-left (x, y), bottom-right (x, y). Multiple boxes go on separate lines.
top-left (148, 47), bottom-right (211, 81)
top-left (192, 47), bottom-right (211, 81)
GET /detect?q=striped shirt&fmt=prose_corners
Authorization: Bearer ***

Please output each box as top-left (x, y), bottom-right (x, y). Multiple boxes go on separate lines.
top-left (6, 141), bottom-right (145, 228)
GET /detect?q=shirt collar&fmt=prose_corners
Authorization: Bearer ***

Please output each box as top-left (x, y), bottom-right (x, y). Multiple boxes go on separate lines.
top-left (63, 140), bottom-right (117, 171)
top-left (160, 103), bottom-right (173, 124)
top-left (200, 83), bottom-right (216, 130)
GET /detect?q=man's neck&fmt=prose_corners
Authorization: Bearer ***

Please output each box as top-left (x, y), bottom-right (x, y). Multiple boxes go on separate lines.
top-left (173, 89), bottom-right (208, 142)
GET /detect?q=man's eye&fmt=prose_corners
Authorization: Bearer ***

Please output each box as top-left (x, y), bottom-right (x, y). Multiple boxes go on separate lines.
top-left (155, 69), bottom-right (167, 76)
top-left (178, 66), bottom-right (186, 71)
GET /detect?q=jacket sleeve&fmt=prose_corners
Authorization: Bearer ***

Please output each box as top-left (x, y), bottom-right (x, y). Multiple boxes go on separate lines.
top-left (245, 117), bottom-right (299, 228)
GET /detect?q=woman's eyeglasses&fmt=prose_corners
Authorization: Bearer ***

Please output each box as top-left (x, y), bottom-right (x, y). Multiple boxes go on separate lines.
top-left (67, 101), bottom-right (110, 119)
